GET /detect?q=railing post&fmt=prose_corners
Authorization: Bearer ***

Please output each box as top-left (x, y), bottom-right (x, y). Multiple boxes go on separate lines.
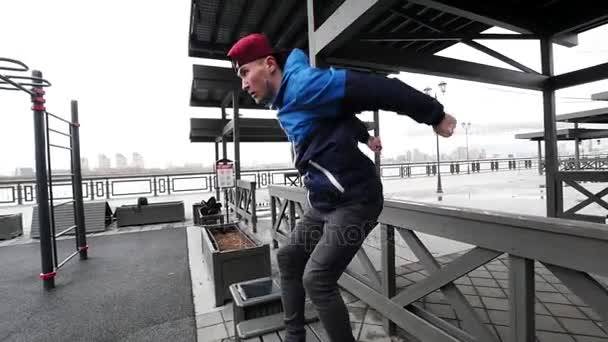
top-left (90, 181), bottom-right (95, 201)
top-left (167, 176), bottom-right (171, 195)
top-left (288, 200), bottom-right (296, 232)
top-left (16, 183), bottom-right (23, 205)
top-left (251, 181), bottom-right (257, 233)
top-left (105, 179), bottom-right (110, 199)
top-left (381, 224), bottom-right (396, 335)
top-left (270, 195), bottom-right (278, 249)
top-left (153, 176), bottom-right (158, 197)
top-left (509, 255), bottom-right (535, 342)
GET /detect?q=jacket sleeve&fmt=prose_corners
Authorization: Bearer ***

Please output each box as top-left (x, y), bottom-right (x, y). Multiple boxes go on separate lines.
top-left (354, 117), bottom-right (371, 144)
top-left (341, 71), bottom-right (445, 126)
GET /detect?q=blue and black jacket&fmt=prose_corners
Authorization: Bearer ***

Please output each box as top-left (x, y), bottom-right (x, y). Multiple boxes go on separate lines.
top-left (270, 49), bottom-right (445, 211)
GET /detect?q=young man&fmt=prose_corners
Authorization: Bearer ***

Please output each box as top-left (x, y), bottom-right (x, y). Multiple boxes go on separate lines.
top-left (228, 33), bottom-right (456, 342)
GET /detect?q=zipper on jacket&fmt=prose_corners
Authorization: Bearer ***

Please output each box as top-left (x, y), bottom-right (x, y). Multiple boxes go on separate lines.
top-left (309, 160), bottom-right (345, 193)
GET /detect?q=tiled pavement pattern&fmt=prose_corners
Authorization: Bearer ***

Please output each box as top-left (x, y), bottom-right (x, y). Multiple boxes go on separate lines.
top-left (195, 217), bottom-right (607, 341)
top-left (392, 252), bottom-right (608, 342)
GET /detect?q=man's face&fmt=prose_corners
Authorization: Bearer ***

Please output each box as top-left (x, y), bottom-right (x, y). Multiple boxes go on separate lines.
top-left (237, 57), bottom-right (274, 104)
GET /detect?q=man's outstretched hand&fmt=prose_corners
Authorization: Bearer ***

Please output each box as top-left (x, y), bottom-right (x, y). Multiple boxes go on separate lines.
top-left (434, 113), bottom-right (457, 137)
top-left (367, 136), bottom-right (382, 154)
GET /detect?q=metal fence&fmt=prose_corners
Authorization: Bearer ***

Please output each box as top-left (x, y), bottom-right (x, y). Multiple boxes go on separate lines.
top-left (2, 155), bottom-right (605, 207)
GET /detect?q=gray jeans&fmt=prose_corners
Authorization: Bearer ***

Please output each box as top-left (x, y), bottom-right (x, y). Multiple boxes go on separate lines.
top-left (276, 198), bottom-right (384, 342)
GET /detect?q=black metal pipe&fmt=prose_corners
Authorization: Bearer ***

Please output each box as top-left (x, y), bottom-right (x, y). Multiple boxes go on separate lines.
top-left (71, 100), bottom-right (88, 259)
top-left (32, 70), bottom-right (55, 290)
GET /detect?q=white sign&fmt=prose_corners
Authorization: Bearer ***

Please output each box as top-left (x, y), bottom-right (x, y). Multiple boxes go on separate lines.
top-left (216, 161), bottom-right (235, 188)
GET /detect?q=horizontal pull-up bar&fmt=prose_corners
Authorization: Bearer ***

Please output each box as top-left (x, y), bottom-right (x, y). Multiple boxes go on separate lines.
top-left (0, 75), bottom-right (52, 88)
top-left (0, 74), bottom-right (36, 96)
top-left (0, 57), bottom-right (29, 72)
top-left (49, 143), bottom-right (72, 151)
top-left (46, 112), bottom-right (75, 126)
top-left (55, 225), bottom-right (77, 238)
top-left (48, 128), bottom-right (71, 138)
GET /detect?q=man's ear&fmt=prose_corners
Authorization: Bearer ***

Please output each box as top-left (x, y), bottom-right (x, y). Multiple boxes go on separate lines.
top-left (265, 55), bottom-right (278, 74)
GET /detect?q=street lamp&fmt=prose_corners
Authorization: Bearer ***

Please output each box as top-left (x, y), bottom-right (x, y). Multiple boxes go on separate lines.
top-left (462, 122), bottom-right (471, 174)
top-left (424, 81), bottom-right (447, 194)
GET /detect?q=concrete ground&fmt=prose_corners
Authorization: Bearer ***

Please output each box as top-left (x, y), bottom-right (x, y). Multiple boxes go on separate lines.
top-left (0, 227), bottom-right (196, 342)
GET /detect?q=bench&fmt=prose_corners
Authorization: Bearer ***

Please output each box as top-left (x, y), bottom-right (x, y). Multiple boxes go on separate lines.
top-left (115, 201), bottom-right (185, 227)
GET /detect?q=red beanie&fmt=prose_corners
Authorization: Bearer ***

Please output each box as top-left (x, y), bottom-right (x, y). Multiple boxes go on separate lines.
top-left (227, 33), bottom-right (274, 70)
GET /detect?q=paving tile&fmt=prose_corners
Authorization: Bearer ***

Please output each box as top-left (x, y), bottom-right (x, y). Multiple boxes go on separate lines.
top-left (469, 269), bottom-right (493, 279)
top-left (535, 266), bottom-right (554, 276)
top-left (473, 308), bottom-right (490, 323)
top-left (536, 331), bottom-right (576, 342)
top-left (396, 276), bottom-right (413, 288)
top-left (564, 293), bottom-right (588, 307)
top-left (484, 324), bottom-right (501, 340)
top-left (490, 271), bottom-right (509, 280)
top-left (552, 283), bottom-right (572, 294)
top-left (196, 311), bottom-right (223, 328)
top-left (536, 315), bottom-right (566, 333)
top-left (572, 336), bottom-right (608, 342)
top-left (486, 264), bottom-right (508, 272)
top-left (424, 291), bottom-right (447, 304)
top-left (454, 276), bottom-right (473, 286)
top-left (358, 323), bottom-right (392, 342)
top-left (444, 318), bottom-right (461, 329)
top-left (580, 307), bottom-right (602, 321)
top-left (395, 265), bottom-right (413, 275)
top-left (425, 303), bottom-right (457, 320)
top-left (221, 303), bottom-right (234, 321)
top-left (457, 284), bottom-right (477, 295)
top-left (465, 295), bottom-right (484, 308)
top-left (536, 302), bottom-right (551, 315)
top-left (481, 297), bottom-right (509, 311)
top-left (558, 318), bottom-right (607, 337)
top-left (341, 289), bottom-right (359, 304)
top-left (487, 309), bottom-right (509, 326)
top-left (536, 282), bottom-right (558, 293)
top-left (475, 286), bottom-right (507, 298)
top-left (348, 306), bottom-right (367, 323)
top-left (537, 292), bottom-right (572, 305)
top-left (351, 322), bottom-right (362, 340)
top-left (497, 279), bottom-right (509, 289)
top-left (404, 272), bottom-right (426, 283)
top-left (541, 274), bottom-right (561, 284)
top-left (544, 303), bottom-right (587, 319)
top-left (224, 321), bottom-right (235, 337)
top-left (471, 277), bottom-right (498, 287)
top-left (349, 300), bottom-right (369, 309)
top-left (197, 323), bottom-right (229, 341)
top-left (494, 325), bottom-right (510, 342)
top-left (364, 308), bottom-right (385, 326)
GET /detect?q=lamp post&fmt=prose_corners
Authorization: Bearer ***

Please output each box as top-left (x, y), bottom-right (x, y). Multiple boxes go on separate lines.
top-left (424, 81), bottom-right (447, 194)
top-left (462, 122), bottom-right (471, 173)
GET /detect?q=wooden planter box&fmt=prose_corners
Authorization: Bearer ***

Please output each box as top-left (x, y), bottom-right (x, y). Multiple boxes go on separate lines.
top-left (0, 213), bottom-right (23, 240)
top-left (201, 222), bottom-right (271, 306)
top-left (115, 201), bottom-right (185, 227)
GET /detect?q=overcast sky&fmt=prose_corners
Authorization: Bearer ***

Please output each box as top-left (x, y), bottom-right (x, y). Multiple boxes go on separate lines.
top-left (1, 0), bottom-right (608, 176)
